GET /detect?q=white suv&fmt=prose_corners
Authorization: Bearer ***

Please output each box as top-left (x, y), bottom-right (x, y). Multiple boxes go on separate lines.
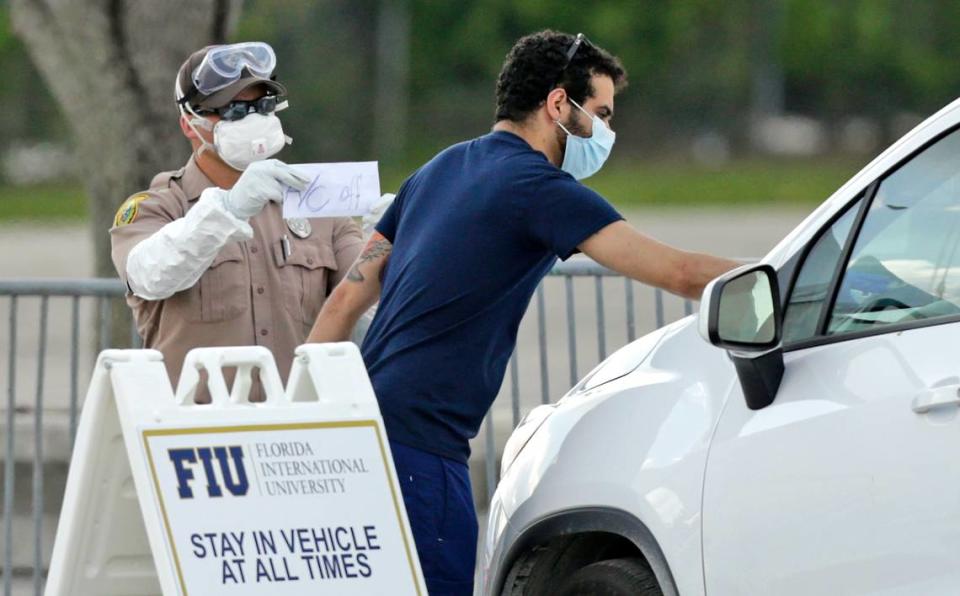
top-left (480, 99), bottom-right (960, 596)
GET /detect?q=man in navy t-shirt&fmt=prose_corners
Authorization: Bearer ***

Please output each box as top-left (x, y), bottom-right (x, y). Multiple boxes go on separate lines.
top-left (308, 30), bottom-right (738, 595)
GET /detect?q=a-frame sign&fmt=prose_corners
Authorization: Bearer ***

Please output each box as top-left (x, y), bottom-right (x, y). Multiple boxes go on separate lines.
top-left (45, 343), bottom-right (425, 596)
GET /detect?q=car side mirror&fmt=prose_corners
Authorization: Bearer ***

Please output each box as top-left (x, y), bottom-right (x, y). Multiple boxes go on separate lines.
top-left (699, 264), bottom-right (784, 410)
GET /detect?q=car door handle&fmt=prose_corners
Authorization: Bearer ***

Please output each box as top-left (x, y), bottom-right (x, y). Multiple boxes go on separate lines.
top-left (912, 385), bottom-right (960, 414)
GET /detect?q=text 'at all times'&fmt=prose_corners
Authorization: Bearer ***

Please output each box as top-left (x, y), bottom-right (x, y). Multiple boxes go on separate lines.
top-left (191, 526), bottom-right (383, 584)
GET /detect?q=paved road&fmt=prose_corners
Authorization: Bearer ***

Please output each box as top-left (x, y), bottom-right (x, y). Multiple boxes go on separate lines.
top-left (0, 205), bottom-right (810, 277)
top-left (0, 207), bottom-right (811, 461)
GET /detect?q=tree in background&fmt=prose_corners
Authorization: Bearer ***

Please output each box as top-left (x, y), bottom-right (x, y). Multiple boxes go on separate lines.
top-left (8, 0), bottom-right (960, 208)
top-left (10, 0), bottom-right (243, 346)
top-left (0, 10), bottom-right (64, 150)
top-left (782, 0), bottom-right (960, 131)
top-left (10, 0), bottom-right (243, 278)
top-left (232, 0), bottom-right (411, 165)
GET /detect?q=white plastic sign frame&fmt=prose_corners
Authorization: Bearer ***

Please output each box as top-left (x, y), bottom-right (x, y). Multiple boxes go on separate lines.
top-left (45, 343), bottom-right (426, 596)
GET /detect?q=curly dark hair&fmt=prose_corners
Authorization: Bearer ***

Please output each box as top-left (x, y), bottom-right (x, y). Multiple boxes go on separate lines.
top-left (495, 30), bottom-right (627, 123)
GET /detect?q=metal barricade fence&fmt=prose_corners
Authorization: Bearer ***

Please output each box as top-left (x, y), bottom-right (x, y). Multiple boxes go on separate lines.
top-left (1, 279), bottom-right (134, 596)
top-left (0, 260), bottom-right (697, 594)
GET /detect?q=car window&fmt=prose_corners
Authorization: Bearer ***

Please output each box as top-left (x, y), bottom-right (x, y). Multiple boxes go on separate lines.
top-left (782, 197), bottom-right (863, 343)
top-left (827, 129), bottom-right (960, 335)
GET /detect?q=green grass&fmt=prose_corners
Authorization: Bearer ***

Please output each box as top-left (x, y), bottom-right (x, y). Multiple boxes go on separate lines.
top-left (0, 183), bottom-right (86, 222)
top-left (382, 155), bottom-right (867, 210)
top-left (0, 156), bottom-right (869, 223)
top-left (586, 156), bottom-right (867, 209)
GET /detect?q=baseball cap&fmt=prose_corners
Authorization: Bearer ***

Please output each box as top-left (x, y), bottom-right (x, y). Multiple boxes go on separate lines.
top-left (175, 43), bottom-right (287, 111)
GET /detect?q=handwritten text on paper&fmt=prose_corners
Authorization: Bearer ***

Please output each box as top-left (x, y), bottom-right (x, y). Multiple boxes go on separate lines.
top-left (283, 162), bottom-right (381, 218)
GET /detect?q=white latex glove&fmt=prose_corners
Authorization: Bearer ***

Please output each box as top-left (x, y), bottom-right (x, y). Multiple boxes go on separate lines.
top-left (362, 193), bottom-right (396, 237)
top-left (223, 159), bottom-right (309, 219)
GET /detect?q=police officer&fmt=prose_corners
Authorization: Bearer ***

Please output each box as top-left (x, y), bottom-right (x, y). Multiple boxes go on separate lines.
top-left (110, 42), bottom-right (363, 401)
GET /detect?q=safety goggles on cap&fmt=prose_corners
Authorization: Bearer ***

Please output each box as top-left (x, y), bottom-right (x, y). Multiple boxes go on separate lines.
top-left (192, 42), bottom-right (277, 95)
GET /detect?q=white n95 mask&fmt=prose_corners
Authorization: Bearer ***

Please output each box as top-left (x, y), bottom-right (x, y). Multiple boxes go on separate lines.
top-left (557, 98), bottom-right (616, 180)
top-left (208, 113), bottom-right (288, 171)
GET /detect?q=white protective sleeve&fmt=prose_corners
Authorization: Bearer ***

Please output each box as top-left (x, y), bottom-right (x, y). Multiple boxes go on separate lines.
top-left (125, 188), bottom-right (254, 300)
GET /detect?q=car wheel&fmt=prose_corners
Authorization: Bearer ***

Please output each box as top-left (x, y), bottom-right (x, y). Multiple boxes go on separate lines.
top-left (557, 557), bottom-right (662, 596)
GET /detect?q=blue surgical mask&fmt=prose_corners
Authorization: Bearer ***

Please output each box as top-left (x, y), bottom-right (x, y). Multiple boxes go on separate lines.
top-left (556, 98), bottom-right (616, 180)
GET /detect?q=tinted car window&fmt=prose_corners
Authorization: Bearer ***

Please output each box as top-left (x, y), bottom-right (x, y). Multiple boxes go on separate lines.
top-left (827, 130), bottom-right (960, 335)
top-left (782, 198), bottom-right (862, 343)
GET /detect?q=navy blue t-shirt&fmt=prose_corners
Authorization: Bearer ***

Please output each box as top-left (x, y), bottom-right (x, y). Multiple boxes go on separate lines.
top-left (362, 131), bottom-right (622, 463)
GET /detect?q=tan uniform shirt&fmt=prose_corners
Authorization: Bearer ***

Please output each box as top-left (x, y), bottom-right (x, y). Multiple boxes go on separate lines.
top-left (110, 158), bottom-right (363, 400)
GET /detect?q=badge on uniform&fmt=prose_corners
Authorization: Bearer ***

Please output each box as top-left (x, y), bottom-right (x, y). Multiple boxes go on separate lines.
top-left (286, 218), bottom-right (312, 238)
top-left (113, 193), bottom-right (149, 227)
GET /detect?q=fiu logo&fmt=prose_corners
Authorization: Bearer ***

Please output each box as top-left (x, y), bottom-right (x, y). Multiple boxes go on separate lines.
top-left (168, 446), bottom-right (250, 499)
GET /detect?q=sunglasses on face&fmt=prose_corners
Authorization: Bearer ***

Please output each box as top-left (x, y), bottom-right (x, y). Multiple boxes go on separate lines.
top-left (196, 95), bottom-right (281, 121)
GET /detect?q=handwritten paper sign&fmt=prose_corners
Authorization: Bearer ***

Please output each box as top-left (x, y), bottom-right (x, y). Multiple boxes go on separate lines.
top-left (283, 162), bottom-right (381, 219)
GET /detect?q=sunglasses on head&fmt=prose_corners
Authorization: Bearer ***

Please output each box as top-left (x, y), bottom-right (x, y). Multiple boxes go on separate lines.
top-left (563, 33), bottom-right (586, 68)
top-left (553, 33), bottom-right (590, 90)
top-left (196, 95), bottom-right (282, 121)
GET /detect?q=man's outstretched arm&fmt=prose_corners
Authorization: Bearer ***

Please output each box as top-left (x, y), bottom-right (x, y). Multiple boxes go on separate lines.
top-left (307, 232), bottom-right (392, 343)
top-left (579, 220), bottom-right (739, 301)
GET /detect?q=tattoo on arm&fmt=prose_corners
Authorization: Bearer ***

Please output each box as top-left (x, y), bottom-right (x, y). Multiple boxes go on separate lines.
top-left (346, 238), bottom-right (392, 282)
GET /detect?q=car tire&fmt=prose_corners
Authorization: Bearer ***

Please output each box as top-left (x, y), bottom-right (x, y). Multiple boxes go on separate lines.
top-left (556, 557), bottom-right (662, 596)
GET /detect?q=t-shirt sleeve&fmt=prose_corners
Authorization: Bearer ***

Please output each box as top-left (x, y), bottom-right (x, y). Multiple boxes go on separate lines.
top-left (375, 171), bottom-right (418, 242)
top-left (525, 173), bottom-right (624, 260)
top-left (374, 200), bottom-right (400, 242)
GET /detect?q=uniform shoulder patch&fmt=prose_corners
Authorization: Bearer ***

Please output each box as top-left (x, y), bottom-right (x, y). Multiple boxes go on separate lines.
top-left (113, 193), bottom-right (149, 227)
